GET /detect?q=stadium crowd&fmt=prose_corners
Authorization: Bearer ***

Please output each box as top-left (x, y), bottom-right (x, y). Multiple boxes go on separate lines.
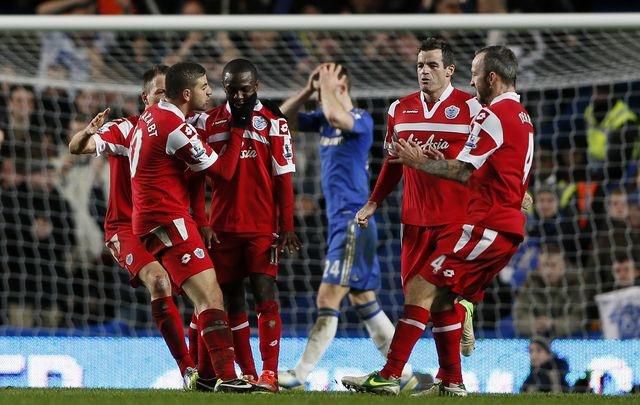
top-left (0, 0), bottom-right (639, 345)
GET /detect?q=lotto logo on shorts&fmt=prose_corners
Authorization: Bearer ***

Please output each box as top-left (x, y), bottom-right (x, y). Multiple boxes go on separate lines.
top-left (181, 253), bottom-right (191, 264)
top-left (443, 269), bottom-right (455, 278)
top-left (194, 248), bottom-right (205, 259)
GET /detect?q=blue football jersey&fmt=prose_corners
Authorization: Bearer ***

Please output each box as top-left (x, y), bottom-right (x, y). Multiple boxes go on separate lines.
top-left (298, 108), bottom-right (374, 222)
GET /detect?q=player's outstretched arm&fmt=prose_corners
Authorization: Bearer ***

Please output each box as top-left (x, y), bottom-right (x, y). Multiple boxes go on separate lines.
top-left (279, 64), bottom-right (324, 131)
top-left (318, 64), bottom-right (354, 131)
top-left (391, 138), bottom-right (474, 183)
top-left (69, 108), bottom-right (110, 155)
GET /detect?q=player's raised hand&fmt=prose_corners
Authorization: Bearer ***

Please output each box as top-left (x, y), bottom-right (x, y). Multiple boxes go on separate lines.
top-left (307, 63), bottom-right (328, 92)
top-left (85, 108), bottom-right (110, 135)
top-left (278, 231), bottom-right (302, 255)
top-left (355, 201), bottom-right (377, 228)
top-left (389, 138), bottom-right (428, 169)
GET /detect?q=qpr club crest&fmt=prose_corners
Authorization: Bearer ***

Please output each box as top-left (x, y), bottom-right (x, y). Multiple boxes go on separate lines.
top-left (252, 116), bottom-right (268, 131)
top-left (194, 248), bottom-right (205, 259)
top-left (444, 105), bottom-right (460, 119)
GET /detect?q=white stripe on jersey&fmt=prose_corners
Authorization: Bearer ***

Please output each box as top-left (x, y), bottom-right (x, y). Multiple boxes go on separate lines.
top-left (466, 98), bottom-right (483, 118)
top-left (271, 156), bottom-right (295, 175)
top-left (394, 122), bottom-right (470, 134)
top-left (116, 119), bottom-right (134, 139)
top-left (207, 132), bottom-right (230, 143)
top-left (477, 110), bottom-right (504, 146)
top-left (388, 99), bottom-right (401, 118)
top-left (244, 130), bottom-right (269, 145)
top-left (92, 134), bottom-right (129, 157)
top-left (166, 126), bottom-right (191, 155)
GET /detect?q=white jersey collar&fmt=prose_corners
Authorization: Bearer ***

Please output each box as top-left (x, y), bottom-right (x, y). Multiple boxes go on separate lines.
top-left (490, 91), bottom-right (520, 106)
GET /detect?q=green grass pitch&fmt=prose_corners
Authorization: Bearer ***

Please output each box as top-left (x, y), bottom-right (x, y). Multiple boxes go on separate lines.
top-left (1, 389), bottom-right (638, 405)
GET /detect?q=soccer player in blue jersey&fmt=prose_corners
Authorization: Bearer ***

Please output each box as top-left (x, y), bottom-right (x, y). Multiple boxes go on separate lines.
top-left (278, 63), bottom-right (417, 390)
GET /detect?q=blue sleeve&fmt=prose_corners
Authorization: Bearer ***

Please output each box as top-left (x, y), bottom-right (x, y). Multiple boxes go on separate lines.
top-left (350, 110), bottom-right (374, 139)
top-left (297, 110), bottom-right (322, 133)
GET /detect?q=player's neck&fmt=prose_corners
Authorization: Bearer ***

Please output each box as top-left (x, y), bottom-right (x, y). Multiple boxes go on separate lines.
top-left (166, 98), bottom-right (190, 117)
top-left (421, 86), bottom-right (447, 104)
top-left (488, 84), bottom-right (517, 104)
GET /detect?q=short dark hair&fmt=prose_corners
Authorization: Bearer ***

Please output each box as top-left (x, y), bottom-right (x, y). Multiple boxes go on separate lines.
top-left (476, 45), bottom-right (518, 86)
top-left (540, 242), bottom-right (564, 256)
top-left (165, 62), bottom-right (206, 99)
top-left (419, 37), bottom-right (455, 68)
top-left (222, 58), bottom-right (258, 81)
top-left (142, 64), bottom-right (169, 92)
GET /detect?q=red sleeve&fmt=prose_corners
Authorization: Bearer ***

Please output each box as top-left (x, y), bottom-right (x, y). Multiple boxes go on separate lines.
top-left (369, 158), bottom-right (402, 204)
top-left (94, 118), bottom-right (133, 157)
top-left (204, 126), bottom-right (242, 181)
top-left (269, 117), bottom-right (295, 175)
top-left (186, 171), bottom-right (207, 226)
top-left (274, 172), bottom-right (295, 232)
top-left (456, 108), bottom-right (502, 169)
top-left (370, 110), bottom-right (402, 204)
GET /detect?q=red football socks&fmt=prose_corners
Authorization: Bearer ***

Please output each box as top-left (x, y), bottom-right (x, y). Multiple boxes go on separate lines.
top-left (380, 305), bottom-right (429, 380)
top-left (256, 300), bottom-right (281, 374)
top-left (431, 304), bottom-right (464, 384)
top-left (150, 297), bottom-right (194, 375)
top-left (229, 311), bottom-right (258, 379)
top-left (188, 313), bottom-right (199, 367)
top-left (198, 308), bottom-right (237, 381)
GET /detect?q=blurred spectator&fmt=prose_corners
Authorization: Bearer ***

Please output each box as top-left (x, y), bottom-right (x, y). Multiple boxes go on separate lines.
top-left (520, 337), bottom-right (570, 393)
top-left (584, 85), bottom-right (639, 187)
top-left (513, 243), bottom-right (586, 337)
top-left (0, 85), bottom-right (53, 165)
top-left (609, 253), bottom-right (640, 291)
top-left (16, 161), bottom-right (75, 328)
top-left (56, 115), bottom-right (106, 265)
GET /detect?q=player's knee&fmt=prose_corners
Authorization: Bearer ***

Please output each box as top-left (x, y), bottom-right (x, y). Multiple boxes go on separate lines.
top-left (250, 274), bottom-right (276, 303)
top-left (142, 268), bottom-right (172, 297)
top-left (348, 290), bottom-right (376, 306)
top-left (316, 292), bottom-right (340, 310)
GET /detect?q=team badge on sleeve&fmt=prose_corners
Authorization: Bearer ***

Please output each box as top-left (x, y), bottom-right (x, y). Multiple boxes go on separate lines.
top-left (252, 116), bottom-right (268, 131)
top-left (445, 105), bottom-right (460, 119)
top-left (126, 253), bottom-right (133, 266)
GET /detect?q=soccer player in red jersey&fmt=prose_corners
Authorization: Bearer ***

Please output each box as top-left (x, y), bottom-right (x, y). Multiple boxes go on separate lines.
top-left (344, 45), bottom-right (533, 396)
top-left (68, 65), bottom-right (201, 389)
top-left (341, 38), bottom-right (480, 395)
top-left (190, 58), bottom-right (300, 393)
top-left (130, 62), bottom-right (255, 393)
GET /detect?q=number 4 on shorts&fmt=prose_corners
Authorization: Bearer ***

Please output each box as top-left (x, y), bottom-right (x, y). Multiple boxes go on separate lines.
top-left (430, 255), bottom-right (446, 273)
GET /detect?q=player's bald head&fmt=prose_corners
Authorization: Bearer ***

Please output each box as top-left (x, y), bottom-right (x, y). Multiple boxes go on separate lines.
top-left (222, 58), bottom-right (258, 82)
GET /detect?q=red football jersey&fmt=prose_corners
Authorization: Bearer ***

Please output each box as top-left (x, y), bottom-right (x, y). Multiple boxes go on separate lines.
top-left (191, 100), bottom-right (295, 233)
top-left (379, 85), bottom-right (481, 226)
top-left (130, 100), bottom-right (220, 236)
top-left (93, 115), bottom-right (138, 240)
top-left (457, 92), bottom-right (534, 238)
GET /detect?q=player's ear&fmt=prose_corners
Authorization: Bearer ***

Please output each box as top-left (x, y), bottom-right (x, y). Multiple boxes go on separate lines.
top-left (445, 64), bottom-right (455, 78)
top-left (140, 92), bottom-right (148, 106)
top-left (182, 88), bottom-right (191, 102)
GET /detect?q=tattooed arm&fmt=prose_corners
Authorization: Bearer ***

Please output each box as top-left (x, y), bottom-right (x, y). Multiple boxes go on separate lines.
top-left (390, 138), bottom-right (474, 183)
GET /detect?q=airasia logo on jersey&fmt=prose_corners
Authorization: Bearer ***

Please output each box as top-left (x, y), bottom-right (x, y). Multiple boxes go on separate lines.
top-left (407, 133), bottom-right (449, 151)
top-left (240, 147), bottom-right (258, 159)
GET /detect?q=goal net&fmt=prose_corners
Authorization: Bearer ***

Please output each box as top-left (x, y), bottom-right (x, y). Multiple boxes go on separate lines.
top-left (1, 14), bottom-right (640, 344)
